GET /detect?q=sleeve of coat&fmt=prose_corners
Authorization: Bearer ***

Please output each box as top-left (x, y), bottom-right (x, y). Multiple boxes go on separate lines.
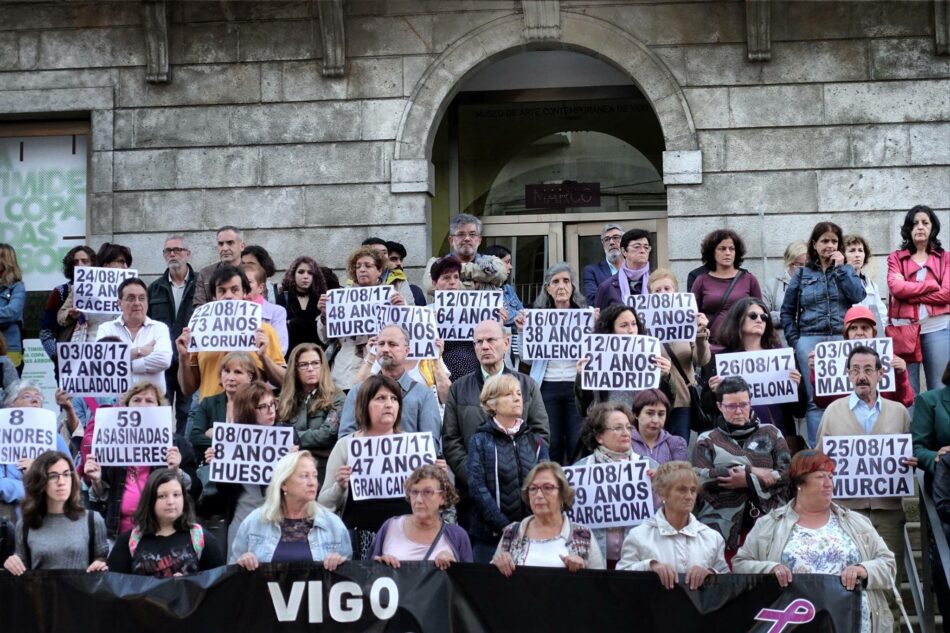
top-left (336, 388), bottom-right (359, 440)
top-left (441, 384), bottom-right (467, 485)
top-left (616, 530), bottom-right (654, 571)
top-left (780, 270), bottom-right (802, 350)
top-left (850, 513), bottom-right (896, 590)
top-left (732, 516), bottom-right (782, 574)
top-left (525, 377), bottom-right (550, 446)
top-left (912, 392), bottom-right (940, 475)
top-left (466, 435), bottom-right (511, 533)
top-left (833, 264), bottom-right (867, 304)
top-left (317, 439), bottom-right (348, 513)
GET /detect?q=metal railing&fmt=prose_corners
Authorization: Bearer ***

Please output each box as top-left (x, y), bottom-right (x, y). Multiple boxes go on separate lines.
top-left (910, 469), bottom-right (950, 633)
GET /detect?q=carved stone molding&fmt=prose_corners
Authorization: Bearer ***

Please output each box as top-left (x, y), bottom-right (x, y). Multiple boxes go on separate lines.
top-left (937, 0), bottom-right (949, 55)
top-left (522, 0), bottom-right (560, 41)
top-left (315, 0), bottom-right (346, 77)
top-left (745, 0), bottom-right (771, 62)
top-left (142, 1), bottom-right (170, 83)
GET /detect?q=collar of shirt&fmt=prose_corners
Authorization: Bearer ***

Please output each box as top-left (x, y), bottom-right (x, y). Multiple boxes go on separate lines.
top-left (848, 391), bottom-right (882, 414)
top-left (480, 365), bottom-right (505, 382)
top-left (114, 315), bottom-right (155, 329)
top-left (606, 258), bottom-right (618, 274)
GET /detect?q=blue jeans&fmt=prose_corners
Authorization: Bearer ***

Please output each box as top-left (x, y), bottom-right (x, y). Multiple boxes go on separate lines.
top-left (907, 323), bottom-right (950, 395)
top-left (666, 407), bottom-right (690, 443)
top-left (794, 334), bottom-right (841, 447)
top-left (541, 380), bottom-right (582, 465)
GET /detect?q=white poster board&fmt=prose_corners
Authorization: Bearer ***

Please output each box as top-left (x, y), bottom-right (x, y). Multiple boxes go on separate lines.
top-left (715, 348), bottom-right (799, 405)
top-left (325, 286), bottom-right (392, 338)
top-left (0, 408), bottom-right (58, 462)
top-left (73, 266), bottom-right (138, 316)
top-left (433, 290), bottom-right (503, 341)
top-left (209, 423), bottom-right (295, 485)
top-left (521, 309), bottom-right (595, 361)
top-left (581, 334), bottom-right (661, 391)
top-left (563, 460), bottom-right (654, 529)
top-left (92, 406), bottom-right (174, 467)
top-left (57, 341), bottom-right (132, 397)
top-left (814, 338), bottom-right (896, 398)
top-left (348, 432), bottom-right (437, 501)
top-left (375, 305), bottom-right (439, 360)
top-left (822, 434), bottom-right (914, 499)
top-left (187, 300), bottom-right (261, 352)
top-left (628, 293), bottom-right (698, 343)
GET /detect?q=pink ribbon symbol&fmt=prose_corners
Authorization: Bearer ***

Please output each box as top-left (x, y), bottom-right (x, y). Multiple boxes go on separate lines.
top-left (754, 598), bottom-right (816, 633)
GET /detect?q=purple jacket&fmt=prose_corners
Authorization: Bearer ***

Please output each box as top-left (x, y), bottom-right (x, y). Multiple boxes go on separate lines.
top-left (630, 429), bottom-right (688, 466)
top-left (369, 517), bottom-right (474, 563)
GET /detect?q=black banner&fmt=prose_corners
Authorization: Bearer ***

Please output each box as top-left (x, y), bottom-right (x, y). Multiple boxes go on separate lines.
top-left (1, 563), bottom-right (860, 633)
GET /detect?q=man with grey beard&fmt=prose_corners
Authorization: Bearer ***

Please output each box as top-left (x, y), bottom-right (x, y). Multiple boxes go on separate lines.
top-left (582, 223), bottom-right (625, 306)
top-left (147, 235), bottom-right (197, 432)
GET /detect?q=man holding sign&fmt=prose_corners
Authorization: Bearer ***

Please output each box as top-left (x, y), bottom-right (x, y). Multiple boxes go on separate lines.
top-left (817, 344), bottom-right (913, 586)
top-left (97, 278), bottom-right (172, 393)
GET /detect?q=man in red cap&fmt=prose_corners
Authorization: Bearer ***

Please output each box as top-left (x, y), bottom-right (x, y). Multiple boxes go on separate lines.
top-left (809, 305), bottom-right (914, 409)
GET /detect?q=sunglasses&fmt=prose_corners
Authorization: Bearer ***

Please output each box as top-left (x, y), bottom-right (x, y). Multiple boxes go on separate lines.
top-left (745, 312), bottom-right (767, 321)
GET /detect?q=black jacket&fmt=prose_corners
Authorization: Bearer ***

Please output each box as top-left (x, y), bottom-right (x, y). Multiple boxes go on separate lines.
top-left (147, 265), bottom-right (197, 363)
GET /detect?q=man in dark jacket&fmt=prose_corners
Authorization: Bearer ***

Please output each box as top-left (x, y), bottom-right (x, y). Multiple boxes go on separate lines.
top-left (582, 223), bottom-right (623, 306)
top-left (147, 235), bottom-right (196, 432)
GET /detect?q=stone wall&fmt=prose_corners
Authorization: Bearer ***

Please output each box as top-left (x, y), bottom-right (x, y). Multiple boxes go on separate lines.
top-left (0, 0), bottom-right (947, 289)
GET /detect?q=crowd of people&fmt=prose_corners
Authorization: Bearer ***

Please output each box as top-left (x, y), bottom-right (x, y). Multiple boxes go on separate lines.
top-left (0, 207), bottom-right (948, 632)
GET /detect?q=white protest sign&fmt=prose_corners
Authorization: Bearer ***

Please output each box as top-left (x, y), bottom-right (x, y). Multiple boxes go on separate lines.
top-left (348, 432), bottom-right (437, 501)
top-left (325, 286), bottom-right (392, 339)
top-left (564, 459), bottom-right (654, 529)
top-left (581, 334), bottom-right (661, 391)
top-left (92, 407), bottom-right (174, 467)
top-left (187, 300), bottom-right (261, 352)
top-left (73, 266), bottom-right (138, 315)
top-left (521, 309), bottom-right (595, 361)
top-left (822, 434), bottom-right (913, 499)
top-left (209, 423), bottom-right (295, 485)
top-left (628, 292), bottom-right (698, 343)
top-left (22, 339), bottom-right (58, 412)
top-left (814, 338), bottom-right (896, 398)
top-left (715, 348), bottom-right (798, 405)
top-left (0, 408), bottom-right (57, 463)
top-left (434, 290), bottom-right (503, 341)
top-left (57, 341), bottom-right (132, 397)
top-left (375, 305), bottom-right (439, 360)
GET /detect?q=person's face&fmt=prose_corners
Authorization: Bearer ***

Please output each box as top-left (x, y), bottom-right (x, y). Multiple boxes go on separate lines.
top-left (72, 249), bottom-right (92, 269)
top-left (294, 264), bottom-right (313, 291)
top-left (602, 230), bottom-right (623, 259)
top-left (354, 256), bottom-right (382, 286)
top-left (741, 304), bottom-right (768, 338)
top-left (128, 389), bottom-right (160, 407)
top-left (104, 256), bottom-right (129, 269)
top-left (245, 274), bottom-right (263, 301)
top-left (546, 271), bottom-right (573, 306)
top-left (282, 458), bottom-right (319, 505)
top-left (714, 238), bottom-right (736, 269)
top-left (659, 474), bottom-right (698, 516)
top-left (214, 275), bottom-right (246, 301)
top-left (119, 284), bottom-right (148, 324)
top-left (45, 459), bottom-right (72, 505)
top-left (790, 253), bottom-right (808, 274)
top-left (612, 310), bottom-right (639, 335)
top-left (217, 230), bottom-right (244, 265)
top-left (848, 353), bottom-right (883, 399)
top-left (163, 239), bottom-right (190, 265)
top-left (13, 389), bottom-right (43, 408)
top-left (388, 252), bottom-right (404, 270)
top-left (636, 402), bottom-right (667, 440)
top-left (718, 391), bottom-right (752, 426)
top-left (844, 243), bottom-right (866, 271)
top-left (254, 394), bottom-right (277, 426)
top-left (623, 237), bottom-right (651, 267)
top-left (220, 361), bottom-right (253, 395)
top-left (492, 385), bottom-right (523, 419)
top-left (473, 322), bottom-right (509, 368)
top-left (649, 278), bottom-right (677, 294)
top-left (449, 223), bottom-right (480, 259)
top-left (595, 411), bottom-right (633, 453)
top-left (799, 470), bottom-right (834, 507)
top-left (500, 254), bottom-right (512, 278)
top-left (408, 477), bottom-right (443, 520)
top-left (295, 350), bottom-right (323, 388)
top-left (154, 479), bottom-right (184, 527)
top-left (814, 232), bottom-right (839, 262)
top-left (845, 320), bottom-right (875, 340)
top-left (526, 470), bottom-right (562, 518)
top-left (368, 387), bottom-right (400, 432)
top-left (435, 271), bottom-right (460, 291)
top-left (376, 327), bottom-right (409, 370)
top-left (911, 212), bottom-right (934, 245)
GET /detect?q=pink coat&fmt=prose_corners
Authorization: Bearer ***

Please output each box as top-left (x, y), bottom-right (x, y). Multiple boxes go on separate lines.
top-left (886, 249), bottom-right (950, 322)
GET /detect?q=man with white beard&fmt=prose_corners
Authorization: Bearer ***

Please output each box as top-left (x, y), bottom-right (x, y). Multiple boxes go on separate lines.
top-left (582, 223), bottom-right (625, 306)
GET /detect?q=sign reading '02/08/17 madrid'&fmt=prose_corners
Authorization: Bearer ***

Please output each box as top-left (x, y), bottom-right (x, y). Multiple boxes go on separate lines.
top-left (715, 348), bottom-right (799, 405)
top-left (434, 290), bottom-right (503, 341)
top-left (628, 292), bottom-right (698, 343)
top-left (581, 334), bottom-right (661, 391)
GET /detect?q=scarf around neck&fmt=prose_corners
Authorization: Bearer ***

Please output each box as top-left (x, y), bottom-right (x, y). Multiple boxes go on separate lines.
top-left (617, 260), bottom-right (650, 304)
top-left (593, 445), bottom-right (634, 463)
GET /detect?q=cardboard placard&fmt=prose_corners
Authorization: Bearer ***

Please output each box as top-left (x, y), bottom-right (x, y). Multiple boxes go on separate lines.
top-left (325, 286), bottom-right (392, 339)
top-left (821, 434), bottom-right (914, 499)
top-left (374, 305), bottom-right (439, 360)
top-left (433, 290), bottom-right (503, 341)
top-left (715, 348), bottom-right (799, 405)
top-left (814, 338), bottom-right (896, 397)
top-left (581, 334), bottom-right (661, 391)
top-left (92, 406), bottom-right (174, 467)
top-left (56, 341), bottom-right (132, 397)
top-left (628, 292), bottom-right (698, 343)
top-left (187, 300), bottom-right (261, 352)
top-left (521, 309), bottom-right (595, 361)
top-left (209, 423), bottom-right (295, 485)
top-left (348, 432), bottom-right (437, 501)
top-left (564, 459), bottom-right (654, 529)
top-left (0, 408), bottom-right (57, 463)
top-left (72, 266), bottom-right (138, 315)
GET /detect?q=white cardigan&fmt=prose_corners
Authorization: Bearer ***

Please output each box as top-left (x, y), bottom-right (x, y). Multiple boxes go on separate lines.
top-left (616, 508), bottom-right (729, 573)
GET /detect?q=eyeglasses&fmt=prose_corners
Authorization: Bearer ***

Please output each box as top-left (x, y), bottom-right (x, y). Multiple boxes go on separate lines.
top-left (255, 401), bottom-right (278, 412)
top-left (122, 295), bottom-right (148, 304)
top-left (601, 235), bottom-right (622, 244)
top-left (47, 470), bottom-right (72, 482)
top-left (745, 312), bottom-right (767, 321)
top-left (408, 488), bottom-right (442, 499)
top-left (528, 483), bottom-right (559, 496)
top-left (15, 394), bottom-right (43, 406)
top-left (627, 243), bottom-right (652, 252)
top-left (848, 368), bottom-right (879, 378)
top-left (606, 425), bottom-right (634, 434)
top-left (163, 247), bottom-right (188, 255)
top-left (452, 231), bottom-right (479, 240)
top-left (720, 402), bottom-right (752, 412)
top-left (296, 361), bottom-right (322, 370)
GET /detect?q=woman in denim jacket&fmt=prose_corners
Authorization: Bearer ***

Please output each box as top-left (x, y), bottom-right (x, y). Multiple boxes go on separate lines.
top-left (229, 450), bottom-right (352, 570)
top-left (780, 222), bottom-right (866, 446)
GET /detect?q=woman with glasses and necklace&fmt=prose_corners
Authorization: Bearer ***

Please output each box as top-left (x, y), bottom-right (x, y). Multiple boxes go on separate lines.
top-left (370, 464), bottom-right (472, 569)
top-left (692, 376), bottom-right (791, 565)
top-left (491, 461), bottom-right (604, 575)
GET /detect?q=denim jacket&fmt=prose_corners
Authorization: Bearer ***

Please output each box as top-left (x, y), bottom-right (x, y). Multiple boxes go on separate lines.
top-left (228, 506), bottom-right (353, 564)
top-left (779, 261), bottom-right (866, 349)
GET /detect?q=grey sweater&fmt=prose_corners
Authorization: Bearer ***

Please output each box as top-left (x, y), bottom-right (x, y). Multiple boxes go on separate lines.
top-left (15, 511), bottom-right (109, 570)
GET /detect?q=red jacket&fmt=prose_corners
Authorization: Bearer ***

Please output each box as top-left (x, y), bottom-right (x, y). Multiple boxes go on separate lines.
top-left (886, 249), bottom-right (950, 322)
top-left (810, 365), bottom-right (915, 409)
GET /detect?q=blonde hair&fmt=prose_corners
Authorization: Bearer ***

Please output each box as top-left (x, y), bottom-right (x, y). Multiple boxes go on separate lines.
top-left (648, 268), bottom-right (679, 292)
top-left (119, 381), bottom-right (168, 406)
top-left (218, 351), bottom-right (261, 385)
top-left (479, 374), bottom-right (520, 416)
top-left (240, 262), bottom-right (266, 285)
top-left (783, 240), bottom-right (808, 269)
top-left (262, 450), bottom-right (319, 523)
top-left (652, 461), bottom-right (698, 499)
top-left (0, 244), bottom-right (23, 285)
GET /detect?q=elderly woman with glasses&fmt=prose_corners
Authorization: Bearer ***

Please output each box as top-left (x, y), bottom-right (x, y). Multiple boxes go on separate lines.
top-left (370, 464), bottom-right (472, 569)
top-left (491, 461), bottom-right (604, 575)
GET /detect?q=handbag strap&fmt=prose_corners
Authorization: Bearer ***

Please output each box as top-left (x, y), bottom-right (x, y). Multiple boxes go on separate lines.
top-left (711, 270), bottom-right (745, 320)
top-left (423, 521), bottom-right (447, 561)
top-left (662, 343), bottom-right (692, 385)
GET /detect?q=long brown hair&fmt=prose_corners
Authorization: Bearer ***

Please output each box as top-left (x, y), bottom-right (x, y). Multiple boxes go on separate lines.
top-left (132, 468), bottom-right (195, 536)
top-left (0, 244), bottom-right (23, 285)
top-left (21, 451), bottom-right (84, 528)
top-left (278, 344), bottom-right (340, 421)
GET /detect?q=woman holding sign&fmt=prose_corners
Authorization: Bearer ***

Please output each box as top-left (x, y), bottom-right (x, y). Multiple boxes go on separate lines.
top-left (733, 450), bottom-right (897, 633)
top-left (190, 351), bottom-right (261, 455)
top-left (58, 242), bottom-right (133, 343)
top-left (318, 375), bottom-right (413, 559)
top-left (617, 461), bottom-right (728, 586)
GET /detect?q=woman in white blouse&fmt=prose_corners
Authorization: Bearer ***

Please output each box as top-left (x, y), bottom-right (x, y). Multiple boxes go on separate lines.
top-left (617, 461), bottom-right (728, 588)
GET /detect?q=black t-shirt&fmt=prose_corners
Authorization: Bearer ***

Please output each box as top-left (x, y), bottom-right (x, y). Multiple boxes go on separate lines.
top-left (108, 528), bottom-right (225, 577)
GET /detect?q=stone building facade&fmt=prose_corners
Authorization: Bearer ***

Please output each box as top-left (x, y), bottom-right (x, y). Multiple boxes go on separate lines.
top-left (0, 0), bottom-right (947, 294)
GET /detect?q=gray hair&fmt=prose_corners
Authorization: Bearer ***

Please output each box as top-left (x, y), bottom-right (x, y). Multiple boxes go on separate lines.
top-left (449, 214), bottom-right (483, 236)
top-left (601, 223), bottom-right (624, 239)
top-left (379, 323), bottom-right (411, 346)
top-left (534, 262), bottom-right (587, 309)
top-left (164, 234), bottom-right (187, 246)
top-left (216, 225), bottom-right (243, 240)
top-left (2, 379), bottom-right (43, 407)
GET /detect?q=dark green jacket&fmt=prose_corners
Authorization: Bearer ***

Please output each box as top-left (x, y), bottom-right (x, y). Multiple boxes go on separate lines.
top-left (913, 386), bottom-right (950, 475)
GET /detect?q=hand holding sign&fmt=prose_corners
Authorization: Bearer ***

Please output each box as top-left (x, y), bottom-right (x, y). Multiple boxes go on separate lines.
top-left (56, 342), bottom-right (131, 398)
top-left (188, 301), bottom-right (261, 352)
top-left (73, 266), bottom-right (138, 315)
top-left (0, 408), bottom-right (57, 463)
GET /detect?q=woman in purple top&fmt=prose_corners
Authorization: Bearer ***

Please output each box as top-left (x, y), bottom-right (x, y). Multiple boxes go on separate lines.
top-left (691, 230), bottom-right (762, 351)
top-left (629, 389), bottom-right (688, 467)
